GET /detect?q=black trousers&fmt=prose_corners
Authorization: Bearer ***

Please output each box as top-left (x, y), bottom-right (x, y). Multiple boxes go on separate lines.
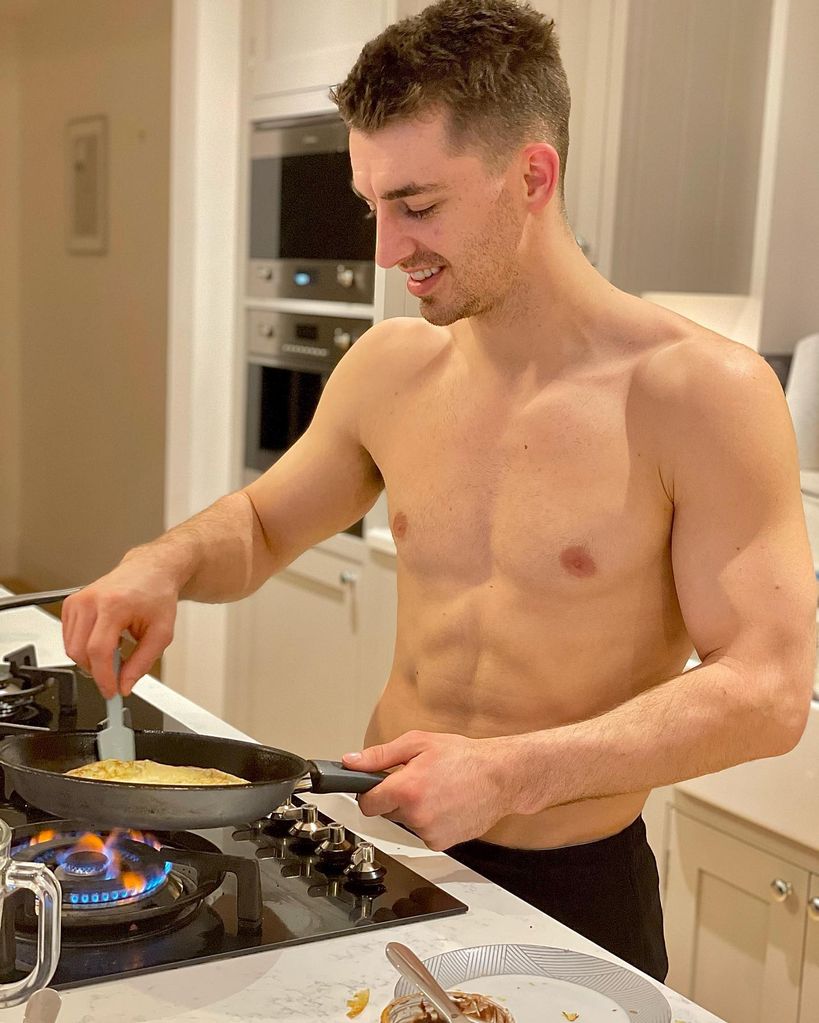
top-left (446, 816), bottom-right (668, 982)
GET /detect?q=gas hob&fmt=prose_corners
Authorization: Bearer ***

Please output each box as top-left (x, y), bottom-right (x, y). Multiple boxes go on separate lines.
top-left (0, 645), bottom-right (467, 990)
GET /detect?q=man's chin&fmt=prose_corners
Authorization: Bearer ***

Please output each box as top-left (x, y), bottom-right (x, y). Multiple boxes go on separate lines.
top-left (418, 298), bottom-right (466, 327)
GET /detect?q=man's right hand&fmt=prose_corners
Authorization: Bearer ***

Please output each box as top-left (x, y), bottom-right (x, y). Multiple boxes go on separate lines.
top-left (62, 560), bottom-right (180, 697)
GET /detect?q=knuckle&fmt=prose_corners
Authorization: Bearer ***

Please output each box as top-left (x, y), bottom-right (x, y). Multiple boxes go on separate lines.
top-left (153, 624), bottom-right (174, 647)
top-left (86, 639), bottom-right (111, 663)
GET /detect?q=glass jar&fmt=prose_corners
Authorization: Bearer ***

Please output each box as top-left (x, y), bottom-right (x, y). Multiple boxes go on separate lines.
top-left (0, 819), bottom-right (62, 1008)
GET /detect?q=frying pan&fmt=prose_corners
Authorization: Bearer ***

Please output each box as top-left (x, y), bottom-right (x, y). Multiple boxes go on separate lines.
top-left (0, 585), bottom-right (385, 829)
top-left (0, 730), bottom-right (384, 830)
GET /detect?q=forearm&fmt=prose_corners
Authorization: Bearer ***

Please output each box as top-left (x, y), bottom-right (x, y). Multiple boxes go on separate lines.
top-left (120, 490), bottom-right (276, 603)
top-left (504, 653), bottom-right (812, 815)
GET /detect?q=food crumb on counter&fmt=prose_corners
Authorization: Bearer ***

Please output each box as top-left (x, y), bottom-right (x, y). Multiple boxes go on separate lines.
top-left (562, 1013), bottom-right (579, 1021)
top-left (346, 988), bottom-right (370, 1018)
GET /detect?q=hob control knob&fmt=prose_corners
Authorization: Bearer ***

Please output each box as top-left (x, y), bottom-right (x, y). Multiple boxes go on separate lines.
top-left (264, 797), bottom-right (302, 836)
top-left (316, 822), bottom-right (354, 870)
top-left (290, 803), bottom-right (324, 844)
top-left (344, 841), bottom-right (386, 886)
top-left (257, 265), bottom-right (273, 281)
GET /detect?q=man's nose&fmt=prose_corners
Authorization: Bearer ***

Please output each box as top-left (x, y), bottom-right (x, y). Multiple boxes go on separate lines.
top-left (374, 218), bottom-right (415, 270)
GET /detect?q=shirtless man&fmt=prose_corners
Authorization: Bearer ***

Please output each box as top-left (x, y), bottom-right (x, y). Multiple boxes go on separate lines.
top-left (63, 0), bottom-right (816, 981)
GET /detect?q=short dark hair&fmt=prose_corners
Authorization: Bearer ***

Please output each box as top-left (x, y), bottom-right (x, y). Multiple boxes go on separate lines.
top-left (331, 0), bottom-right (571, 194)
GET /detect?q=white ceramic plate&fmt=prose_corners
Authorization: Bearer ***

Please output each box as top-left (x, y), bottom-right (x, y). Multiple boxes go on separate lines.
top-left (393, 943), bottom-right (673, 1022)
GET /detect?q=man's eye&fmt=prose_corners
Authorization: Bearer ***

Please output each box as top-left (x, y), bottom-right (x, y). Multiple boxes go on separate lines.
top-left (406, 205), bottom-right (436, 220)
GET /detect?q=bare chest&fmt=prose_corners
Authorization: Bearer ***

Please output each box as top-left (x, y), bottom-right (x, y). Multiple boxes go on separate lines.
top-left (367, 372), bottom-right (671, 594)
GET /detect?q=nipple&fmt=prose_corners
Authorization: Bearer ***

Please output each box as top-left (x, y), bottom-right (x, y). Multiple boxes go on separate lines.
top-left (391, 512), bottom-right (409, 539)
top-left (560, 544), bottom-right (597, 577)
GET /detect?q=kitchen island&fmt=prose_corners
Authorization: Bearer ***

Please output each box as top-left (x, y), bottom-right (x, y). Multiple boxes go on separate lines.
top-left (0, 595), bottom-right (721, 1022)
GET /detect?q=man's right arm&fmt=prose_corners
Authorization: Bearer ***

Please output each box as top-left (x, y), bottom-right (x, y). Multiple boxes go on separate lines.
top-left (63, 321), bottom-right (389, 696)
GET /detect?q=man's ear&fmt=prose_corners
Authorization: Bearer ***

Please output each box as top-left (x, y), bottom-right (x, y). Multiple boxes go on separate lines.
top-left (521, 143), bottom-right (560, 211)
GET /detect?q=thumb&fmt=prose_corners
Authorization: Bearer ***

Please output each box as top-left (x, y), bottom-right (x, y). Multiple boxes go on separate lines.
top-left (342, 731), bottom-right (428, 772)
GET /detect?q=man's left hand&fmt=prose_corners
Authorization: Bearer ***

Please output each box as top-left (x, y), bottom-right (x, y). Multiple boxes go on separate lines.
top-left (342, 730), bottom-right (515, 850)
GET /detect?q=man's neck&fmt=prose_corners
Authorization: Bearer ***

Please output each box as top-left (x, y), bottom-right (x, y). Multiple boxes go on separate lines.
top-left (463, 228), bottom-right (626, 383)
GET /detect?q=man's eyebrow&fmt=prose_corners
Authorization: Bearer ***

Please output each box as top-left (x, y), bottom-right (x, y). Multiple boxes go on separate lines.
top-left (350, 180), bottom-right (446, 202)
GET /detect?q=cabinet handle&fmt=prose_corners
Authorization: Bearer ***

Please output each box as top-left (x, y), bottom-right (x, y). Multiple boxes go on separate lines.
top-left (770, 878), bottom-right (793, 902)
top-left (809, 896), bottom-right (819, 921)
top-left (339, 570), bottom-right (358, 585)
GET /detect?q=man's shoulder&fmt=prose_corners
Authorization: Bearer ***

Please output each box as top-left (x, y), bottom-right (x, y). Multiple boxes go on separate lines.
top-left (335, 316), bottom-right (454, 405)
top-left (350, 315), bottom-right (452, 367)
top-left (631, 316), bottom-right (781, 413)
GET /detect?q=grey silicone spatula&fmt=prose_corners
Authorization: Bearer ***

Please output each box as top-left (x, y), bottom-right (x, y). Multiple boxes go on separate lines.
top-left (96, 647), bottom-right (136, 761)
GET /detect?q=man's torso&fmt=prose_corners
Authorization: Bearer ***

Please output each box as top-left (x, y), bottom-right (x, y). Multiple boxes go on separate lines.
top-left (358, 308), bottom-right (696, 849)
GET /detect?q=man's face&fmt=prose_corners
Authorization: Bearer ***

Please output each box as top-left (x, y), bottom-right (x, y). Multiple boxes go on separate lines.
top-left (349, 113), bottom-right (527, 326)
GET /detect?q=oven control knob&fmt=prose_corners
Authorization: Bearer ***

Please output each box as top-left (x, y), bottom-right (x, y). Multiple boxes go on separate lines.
top-left (290, 803), bottom-right (324, 844)
top-left (256, 265), bottom-right (273, 281)
top-left (336, 265), bottom-right (355, 288)
top-left (258, 323), bottom-right (275, 339)
top-left (333, 328), bottom-right (352, 351)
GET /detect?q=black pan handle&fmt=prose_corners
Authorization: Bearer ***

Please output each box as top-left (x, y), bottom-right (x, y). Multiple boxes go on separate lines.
top-left (0, 587), bottom-right (82, 611)
top-left (307, 759), bottom-right (386, 794)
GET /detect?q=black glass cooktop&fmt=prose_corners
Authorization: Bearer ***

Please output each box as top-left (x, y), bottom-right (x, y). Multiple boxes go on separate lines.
top-left (1, 802), bottom-right (466, 989)
top-left (0, 657), bottom-right (467, 989)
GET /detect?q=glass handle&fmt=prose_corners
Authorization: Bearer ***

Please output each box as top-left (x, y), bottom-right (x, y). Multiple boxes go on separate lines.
top-left (0, 860), bottom-right (62, 1008)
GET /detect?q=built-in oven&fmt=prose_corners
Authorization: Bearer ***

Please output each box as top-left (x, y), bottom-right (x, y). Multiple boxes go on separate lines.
top-left (248, 115), bottom-right (376, 304)
top-left (245, 310), bottom-right (372, 537)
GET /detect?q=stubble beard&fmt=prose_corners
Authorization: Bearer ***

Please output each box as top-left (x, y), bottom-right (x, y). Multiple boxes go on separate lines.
top-left (418, 191), bottom-right (525, 327)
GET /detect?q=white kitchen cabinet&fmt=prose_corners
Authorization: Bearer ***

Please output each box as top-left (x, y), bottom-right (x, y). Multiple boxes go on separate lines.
top-left (246, 1), bottom-right (396, 105)
top-left (799, 873), bottom-right (819, 1022)
top-left (664, 807), bottom-right (809, 1023)
top-left (229, 542), bottom-right (367, 759)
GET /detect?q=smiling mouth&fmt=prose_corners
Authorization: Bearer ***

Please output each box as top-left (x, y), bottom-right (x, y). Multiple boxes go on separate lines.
top-left (406, 266), bottom-right (443, 281)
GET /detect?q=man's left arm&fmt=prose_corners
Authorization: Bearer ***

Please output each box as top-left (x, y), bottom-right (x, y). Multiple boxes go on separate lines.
top-left (348, 343), bottom-right (817, 849)
top-left (520, 344), bottom-right (816, 802)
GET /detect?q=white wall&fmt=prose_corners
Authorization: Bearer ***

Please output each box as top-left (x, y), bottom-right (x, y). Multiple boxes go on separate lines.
top-left (160, 0), bottom-right (243, 717)
top-left (12, 0), bottom-right (171, 589)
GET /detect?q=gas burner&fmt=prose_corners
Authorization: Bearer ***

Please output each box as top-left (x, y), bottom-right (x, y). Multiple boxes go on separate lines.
top-left (0, 699), bottom-right (51, 725)
top-left (0, 669), bottom-right (45, 717)
top-left (0, 644), bottom-right (79, 723)
top-left (8, 821), bottom-right (249, 934)
top-left (14, 827), bottom-right (171, 909)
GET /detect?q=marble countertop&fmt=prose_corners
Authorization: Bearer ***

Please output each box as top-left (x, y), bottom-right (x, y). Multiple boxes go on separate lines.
top-left (0, 592), bottom-right (721, 1022)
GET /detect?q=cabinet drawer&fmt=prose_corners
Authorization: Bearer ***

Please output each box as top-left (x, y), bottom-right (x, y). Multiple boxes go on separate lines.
top-left (283, 548), bottom-right (360, 594)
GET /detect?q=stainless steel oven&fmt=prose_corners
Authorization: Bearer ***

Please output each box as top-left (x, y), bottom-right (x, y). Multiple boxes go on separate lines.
top-left (244, 310), bottom-right (371, 536)
top-left (248, 115), bottom-right (375, 304)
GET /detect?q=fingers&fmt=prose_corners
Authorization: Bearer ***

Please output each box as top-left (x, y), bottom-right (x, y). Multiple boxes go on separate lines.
top-left (342, 730), bottom-right (429, 772)
top-left (62, 597), bottom-right (94, 674)
top-left (85, 621), bottom-right (127, 698)
top-left (356, 772), bottom-right (403, 819)
top-left (61, 583), bottom-right (176, 697)
top-left (119, 622), bottom-right (173, 694)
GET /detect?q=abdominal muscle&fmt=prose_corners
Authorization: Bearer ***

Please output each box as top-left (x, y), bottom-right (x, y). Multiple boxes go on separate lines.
top-left (363, 578), bottom-right (691, 851)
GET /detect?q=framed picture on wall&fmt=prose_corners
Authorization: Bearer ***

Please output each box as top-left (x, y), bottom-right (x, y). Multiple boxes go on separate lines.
top-left (66, 115), bottom-right (108, 254)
